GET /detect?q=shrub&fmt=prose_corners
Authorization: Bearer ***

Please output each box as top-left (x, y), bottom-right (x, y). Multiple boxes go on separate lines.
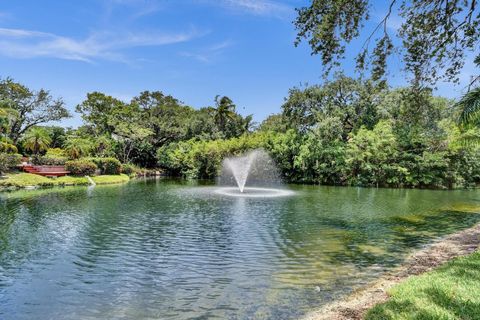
top-left (65, 159), bottom-right (97, 176)
top-left (0, 153), bottom-right (21, 174)
top-left (88, 157), bottom-right (122, 175)
top-left (31, 148), bottom-right (67, 165)
top-left (121, 163), bottom-right (138, 175)
top-left (0, 142), bottom-right (18, 154)
top-left (37, 155), bottom-right (67, 165)
top-left (46, 148), bottom-right (66, 157)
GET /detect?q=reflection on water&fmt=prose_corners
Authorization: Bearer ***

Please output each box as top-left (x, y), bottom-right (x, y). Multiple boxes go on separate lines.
top-left (1, 180), bottom-right (480, 319)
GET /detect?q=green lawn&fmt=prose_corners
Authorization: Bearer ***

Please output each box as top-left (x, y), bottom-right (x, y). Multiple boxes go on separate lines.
top-left (92, 174), bottom-right (130, 185)
top-left (0, 173), bottom-right (129, 188)
top-left (366, 251), bottom-right (480, 320)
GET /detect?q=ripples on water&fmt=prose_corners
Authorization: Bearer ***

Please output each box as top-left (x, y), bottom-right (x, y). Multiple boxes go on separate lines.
top-left (1, 179), bottom-right (480, 319)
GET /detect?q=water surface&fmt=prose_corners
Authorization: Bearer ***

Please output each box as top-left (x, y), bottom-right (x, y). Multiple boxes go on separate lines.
top-left (1, 180), bottom-right (479, 319)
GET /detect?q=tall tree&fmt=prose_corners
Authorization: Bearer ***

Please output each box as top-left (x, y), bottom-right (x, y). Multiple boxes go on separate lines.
top-left (76, 92), bottom-right (125, 135)
top-left (0, 79), bottom-right (70, 143)
top-left (282, 75), bottom-right (379, 138)
top-left (0, 106), bottom-right (18, 139)
top-left (214, 95), bottom-right (237, 133)
top-left (294, 0), bottom-right (480, 86)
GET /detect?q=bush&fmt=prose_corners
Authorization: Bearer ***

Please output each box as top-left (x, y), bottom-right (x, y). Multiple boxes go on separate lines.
top-left (0, 153), bottom-right (21, 174)
top-left (87, 157), bottom-right (122, 175)
top-left (65, 159), bottom-right (97, 176)
top-left (45, 148), bottom-right (66, 157)
top-left (121, 163), bottom-right (138, 175)
top-left (0, 142), bottom-right (18, 154)
top-left (37, 155), bottom-right (67, 165)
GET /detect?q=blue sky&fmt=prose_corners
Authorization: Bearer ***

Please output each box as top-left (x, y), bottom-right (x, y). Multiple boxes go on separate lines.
top-left (0, 0), bottom-right (476, 127)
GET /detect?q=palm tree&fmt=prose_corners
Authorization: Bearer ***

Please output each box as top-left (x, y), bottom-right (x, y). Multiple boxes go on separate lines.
top-left (23, 127), bottom-right (51, 155)
top-left (457, 87), bottom-right (480, 126)
top-left (64, 137), bottom-right (92, 159)
top-left (214, 95), bottom-right (236, 132)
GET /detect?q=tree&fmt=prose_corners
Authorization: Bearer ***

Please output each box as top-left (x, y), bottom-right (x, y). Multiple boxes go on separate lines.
top-left (76, 92), bottom-right (125, 135)
top-left (108, 103), bottom-right (153, 163)
top-left (131, 90), bottom-right (182, 111)
top-left (457, 88), bottom-right (480, 127)
top-left (345, 120), bottom-right (405, 186)
top-left (0, 79), bottom-right (70, 143)
top-left (294, 0), bottom-right (480, 86)
top-left (0, 106), bottom-right (17, 139)
top-left (23, 127), bottom-right (52, 155)
top-left (214, 95), bottom-right (237, 133)
top-left (282, 76), bottom-right (379, 138)
top-left (45, 126), bottom-right (67, 148)
top-left (64, 136), bottom-right (93, 159)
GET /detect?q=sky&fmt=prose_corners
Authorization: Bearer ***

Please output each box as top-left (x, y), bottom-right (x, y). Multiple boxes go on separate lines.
top-left (0, 0), bottom-right (476, 128)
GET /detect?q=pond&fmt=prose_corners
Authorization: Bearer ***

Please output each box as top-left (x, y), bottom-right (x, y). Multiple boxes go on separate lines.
top-left (1, 179), bottom-right (480, 319)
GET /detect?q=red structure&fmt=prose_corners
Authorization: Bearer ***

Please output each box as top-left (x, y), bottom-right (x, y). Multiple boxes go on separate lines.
top-left (23, 165), bottom-right (70, 177)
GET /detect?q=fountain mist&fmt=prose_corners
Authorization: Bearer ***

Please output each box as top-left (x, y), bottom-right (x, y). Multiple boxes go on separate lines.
top-left (218, 149), bottom-right (286, 195)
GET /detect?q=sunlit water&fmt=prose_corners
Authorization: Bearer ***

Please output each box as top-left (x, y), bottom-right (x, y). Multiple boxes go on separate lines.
top-left (1, 179), bottom-right (480, 319)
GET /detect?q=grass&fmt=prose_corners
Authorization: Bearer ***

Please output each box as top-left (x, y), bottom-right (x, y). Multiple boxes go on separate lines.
top-left (0, 173), bottom-right (129, 188)
top-left (366, 251), bottom-right (480, 320)
top-left (91, 174), bottom-right (129, 185)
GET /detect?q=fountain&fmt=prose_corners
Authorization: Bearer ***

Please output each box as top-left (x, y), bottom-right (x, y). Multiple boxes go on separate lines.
top-left (215, 149), bottom-right (294, 198)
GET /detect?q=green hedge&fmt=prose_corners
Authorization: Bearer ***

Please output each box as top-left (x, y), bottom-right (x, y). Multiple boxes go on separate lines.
top-left (65, 159), bottom-right (97, 176)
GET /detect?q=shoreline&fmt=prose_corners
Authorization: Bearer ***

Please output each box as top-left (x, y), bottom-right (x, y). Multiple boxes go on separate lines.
top-left (302, 222), bottom-right (480, 320)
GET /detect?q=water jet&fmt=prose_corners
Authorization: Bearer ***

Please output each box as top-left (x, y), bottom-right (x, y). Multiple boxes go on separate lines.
top-left (217, 149), bottom-right (294, 197)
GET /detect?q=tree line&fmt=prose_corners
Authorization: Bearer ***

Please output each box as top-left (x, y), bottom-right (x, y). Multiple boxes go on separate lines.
top-left (0, 74), bottom-right (479, 188)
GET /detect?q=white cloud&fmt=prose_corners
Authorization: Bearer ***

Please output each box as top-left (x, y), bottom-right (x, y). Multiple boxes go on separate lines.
top-left (0, 27), bottom-right (203, 63)
top-left (104, 0), bottom-right (162, 20)
top-left (204, 0), bottom-right (292, 18)
top-left (181, 40), bottom-right (234, 63)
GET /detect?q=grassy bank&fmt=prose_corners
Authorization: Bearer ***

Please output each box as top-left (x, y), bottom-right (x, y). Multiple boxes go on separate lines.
top-left (366, 251), bottom-right (480, 319)
top-left (0, 173), bottom-right (129, 189)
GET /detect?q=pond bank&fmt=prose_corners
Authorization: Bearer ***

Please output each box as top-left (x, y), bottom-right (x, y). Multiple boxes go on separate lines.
top-left (302, 221), bottom-right (480, 320)
top-left (0, 173), bottom-right (130, 190)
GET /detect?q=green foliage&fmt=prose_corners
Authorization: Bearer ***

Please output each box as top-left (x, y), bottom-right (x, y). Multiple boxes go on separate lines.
top-left (294, 0), bottom-right (480, 85)
top-left (45, 126), bottom-right (67, 148)
top-left (457, 87), bottom-right (480, 126)
top-left (282, 76), bottom-right (379, 136)
top-left (345, 121), bottom-right (405, 186)
top-left (65, 159), bottom-right (97, 176)
top-left (0, 153), bottom-right (21, 174)
top-left (0, 78), bottom-right (70, 143)
top-left (258, 114), bottom-right (288, 133)
top-left (121, 163), bottom-right (139, 176)
top-left (73, 90), bottom-right (253, 167)
top-left (157, 133), bottom-right (271, 179)
top-left (366, 251), bottom-right (480, 319)
top-left (0, 141), bottom-right (18, 154)
top-left (22, 127), bottom-right (52, 155)
top-left (88, 157), bottom-right (122, 175)
top-left (32, 148), bottom-right (68, 165)
top-left (156, 83), bottom-right (480, 189)
top-left (64, 137), bottom-right (93, 159)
